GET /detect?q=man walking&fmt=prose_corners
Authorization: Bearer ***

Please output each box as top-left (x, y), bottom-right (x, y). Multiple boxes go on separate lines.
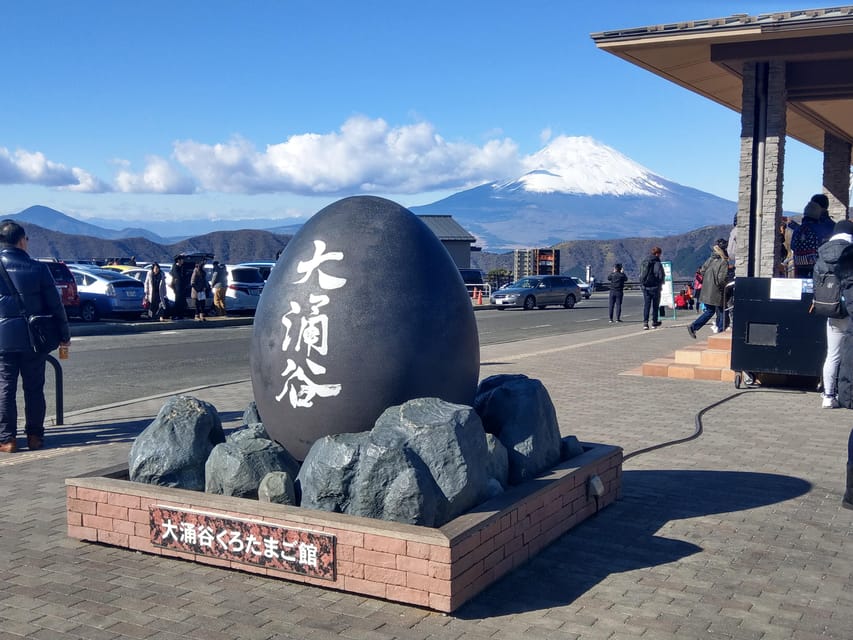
top-left (211, 261), bottom-right (228, 316)
top-left (607, 263), bottom-right (628, 323)
top-left (0, 220), bottom-right (70, 452)
top-left (639, 247), bottom-right (665, 330)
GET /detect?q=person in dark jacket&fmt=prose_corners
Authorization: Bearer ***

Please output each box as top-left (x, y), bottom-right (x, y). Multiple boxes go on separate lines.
top-left (169, 256), bottom-right (186, 320)
top-left (607, 263), bottom-right (628, 323)
top-left (687, 239), bottom-right (730, 339)
top-left (639, 247), bottom-right (665, 330)
top-left (0, 220), bottom-right (70, 453)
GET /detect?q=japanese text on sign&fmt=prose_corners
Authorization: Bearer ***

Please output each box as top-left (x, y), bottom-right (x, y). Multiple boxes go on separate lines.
top-left (276, 240), bottom-right (347, 408)
top-left (150, 505), bottom-right (336, 580)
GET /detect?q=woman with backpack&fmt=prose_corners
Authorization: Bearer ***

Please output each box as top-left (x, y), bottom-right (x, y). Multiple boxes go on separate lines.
top-left (813, 219), bottom-right (853, 409)
top-left (687, 239), bottom-right (730, 339)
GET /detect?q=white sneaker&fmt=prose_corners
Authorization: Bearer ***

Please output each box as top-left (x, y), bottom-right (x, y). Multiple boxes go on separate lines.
top-left (822, 395), bottom-right (839, 409)
top-left (711, 325), bottom-right (720, 334)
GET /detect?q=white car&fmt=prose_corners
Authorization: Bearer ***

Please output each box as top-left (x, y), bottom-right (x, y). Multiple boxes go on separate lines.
top-left (570, 277), bottom-right (592, 299)
top-left (204, 264), bottom-right (265, 313)
top-left (236, 261), bottom-right (276, 281)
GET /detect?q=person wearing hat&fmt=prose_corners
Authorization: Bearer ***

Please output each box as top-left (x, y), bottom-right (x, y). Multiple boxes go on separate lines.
top-left (210, 260), bottom-right (228, 316)
top-left (791, 194), bottom-right (836, 278)
top-left (687, 239), bottom-right (730, 339)
top-left (814, 219), bottom-right (853, 409)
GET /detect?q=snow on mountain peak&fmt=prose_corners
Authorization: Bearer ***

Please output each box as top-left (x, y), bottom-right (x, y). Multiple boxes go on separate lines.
top-left (496, 135), bottom-right (667, 197)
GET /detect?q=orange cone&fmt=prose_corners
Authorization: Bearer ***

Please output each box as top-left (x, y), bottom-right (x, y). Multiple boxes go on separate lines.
top-left (476, 289), bottom-right (483, 305)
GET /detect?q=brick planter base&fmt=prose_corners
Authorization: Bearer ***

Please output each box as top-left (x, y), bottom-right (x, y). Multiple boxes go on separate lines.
top-left (66, 442), bottom-right (621, 612)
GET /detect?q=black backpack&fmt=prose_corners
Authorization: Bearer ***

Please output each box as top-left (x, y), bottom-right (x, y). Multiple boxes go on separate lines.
top-left (812, 252), bottom-right (846, 318)
top-left (640, 259), bottom-right (660, 287)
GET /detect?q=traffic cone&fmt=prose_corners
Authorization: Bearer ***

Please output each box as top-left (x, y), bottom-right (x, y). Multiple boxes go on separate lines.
top-left (472, 287), bottom-right (479, 303)
top-left (477, 289), bottom-right (483, 305)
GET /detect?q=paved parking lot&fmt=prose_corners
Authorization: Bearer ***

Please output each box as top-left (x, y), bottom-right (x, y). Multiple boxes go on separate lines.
top-left (1, 319), bottom-right (851, 639)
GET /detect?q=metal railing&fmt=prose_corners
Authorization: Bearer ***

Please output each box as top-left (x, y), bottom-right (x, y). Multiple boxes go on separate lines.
top-left (45, 354), bottom-right (64, 425)
top-left (465, 283), bottom-right (492, 304)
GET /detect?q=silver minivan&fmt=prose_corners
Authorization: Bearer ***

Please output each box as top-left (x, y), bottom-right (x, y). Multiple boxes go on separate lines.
top-left (491, 275), bottom-right (582, 310)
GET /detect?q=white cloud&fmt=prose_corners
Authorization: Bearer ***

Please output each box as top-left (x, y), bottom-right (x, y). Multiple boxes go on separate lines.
top-left (0, 147), bottom-right (106, 192)
top-left (171, 116), bottom-right (522, 195)
top-left (114, 155), bottom-right (196, 194)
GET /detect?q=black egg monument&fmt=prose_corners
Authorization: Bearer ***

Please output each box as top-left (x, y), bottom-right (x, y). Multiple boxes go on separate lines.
top-left (249, 196), bottom-right (480, 460)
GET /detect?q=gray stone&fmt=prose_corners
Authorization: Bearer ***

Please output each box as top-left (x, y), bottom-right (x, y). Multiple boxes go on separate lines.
top-left (243, 401), bottom-right (263, 428)
top-left (347, 440), bottom-right (443, 526)
top-left (128, 395), bottom-right (225, 490)
top-left (296, 433), bottom-right (366, 513)
top-left (485, 432), bottom-right (509, 488)
top-left (229, 423), bottom-right (270, 443)
top-left (258, 471), bottom-right (297, 505)
top-left (205, 431), bottom-right (300, 498)
top-left (371, 397), bottom-right (490, 523)
top-left (562, 435), bottom-right (585, 460)
top-left (484, 478), bottom-right (504, 500)
top-left (474, 374), bottom-right (562, 485)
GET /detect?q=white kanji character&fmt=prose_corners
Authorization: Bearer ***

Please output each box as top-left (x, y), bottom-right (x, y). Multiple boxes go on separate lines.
top-left (244, 534), bottom-right (263, 556)
top-left (179, 522), bottom-right (197, 544)
top-left (298, 543), bottom-right (318, 568)
top-left (293, 240), bottom-right (347, 290)
top-left (227, 530), bottom-right (244, 553)
top-left (281, 301), bottom-right (301, 352)
top-left (275, 359), bottom-right (342, 407)
top-left (161, 519), bottom-right (179, 541)
top-left (197, 526), bottom-right (215, 548)
top-left (281, 540), bottom-right (297, 563)
top-left (262, 537), bottom-right (280, 559)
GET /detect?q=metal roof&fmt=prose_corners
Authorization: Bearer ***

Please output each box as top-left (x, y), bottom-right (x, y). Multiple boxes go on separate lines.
top-left (591, 6), bottom-right (853, 154)
top-left (418, 215), bottom-right (476, 242)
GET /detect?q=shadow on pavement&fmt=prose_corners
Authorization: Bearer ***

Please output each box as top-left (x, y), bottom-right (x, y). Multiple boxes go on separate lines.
top-left (45, 410), bottom-right (245, 447)
top-left (456, 469), bottom-right (811, 618)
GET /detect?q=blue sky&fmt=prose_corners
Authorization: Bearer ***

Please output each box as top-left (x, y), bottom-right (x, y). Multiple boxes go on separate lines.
top-left (0, 1), bottom-right (826, 228)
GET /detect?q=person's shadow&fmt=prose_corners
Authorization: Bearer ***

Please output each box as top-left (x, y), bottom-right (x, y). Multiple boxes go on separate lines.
top-left (455, 469), bottom-right (811, 617)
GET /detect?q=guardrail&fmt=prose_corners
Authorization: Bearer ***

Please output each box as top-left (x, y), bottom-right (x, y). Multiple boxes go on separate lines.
top-left (45, 354), bottom-right (64, 425)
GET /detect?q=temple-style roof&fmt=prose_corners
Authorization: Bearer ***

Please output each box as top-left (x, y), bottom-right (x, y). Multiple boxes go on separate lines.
top-left (591, 7), bottom-right (853, 154)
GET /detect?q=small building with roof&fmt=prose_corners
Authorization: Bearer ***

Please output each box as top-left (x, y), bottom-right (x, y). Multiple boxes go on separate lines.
top-left (417, 214), bottom-right (477, 268)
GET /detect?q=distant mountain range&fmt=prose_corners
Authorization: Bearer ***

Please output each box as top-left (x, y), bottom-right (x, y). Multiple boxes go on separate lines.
top-left (5, 136), bottom-right (748, 273)
top-left (411, 137), bottom-right (736, 249)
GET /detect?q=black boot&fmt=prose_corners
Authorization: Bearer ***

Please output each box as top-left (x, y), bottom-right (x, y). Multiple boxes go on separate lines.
top-left (844, 463), bottom-right (853, 510)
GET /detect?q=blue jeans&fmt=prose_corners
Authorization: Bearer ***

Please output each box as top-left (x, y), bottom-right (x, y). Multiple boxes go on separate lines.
top-left (0, 351), bottom-right (48, 442)
top-left (690, 304), bottom-right (723, 333)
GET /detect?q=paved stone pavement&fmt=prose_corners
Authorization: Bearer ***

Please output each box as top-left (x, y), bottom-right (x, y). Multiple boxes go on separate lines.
top-left (1, 319), bottom-right (851, 639)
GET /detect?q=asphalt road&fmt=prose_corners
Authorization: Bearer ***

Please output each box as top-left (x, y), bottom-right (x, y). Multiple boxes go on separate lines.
top-left (51, 291), bottom-right (665, 414)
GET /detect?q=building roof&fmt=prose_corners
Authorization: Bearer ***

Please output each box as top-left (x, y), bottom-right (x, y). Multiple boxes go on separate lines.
top-left (591, 6), bottom-right (853, 154)
top-left (418, 215), bottom-right (476, 242)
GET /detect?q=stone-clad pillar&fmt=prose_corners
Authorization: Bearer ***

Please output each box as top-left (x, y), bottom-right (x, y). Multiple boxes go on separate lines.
top-left (736, 61), bottom-right (786, 278)
top-left (823, 132), bottom-right (851, 221)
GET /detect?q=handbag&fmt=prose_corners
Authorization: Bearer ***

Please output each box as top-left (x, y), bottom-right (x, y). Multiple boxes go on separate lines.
top-left (0, 257), bottom-right (62, 354)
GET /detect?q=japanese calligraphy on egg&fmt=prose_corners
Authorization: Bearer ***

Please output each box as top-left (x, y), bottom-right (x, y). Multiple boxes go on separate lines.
top-left (275, 240), bottom-right (347, 409)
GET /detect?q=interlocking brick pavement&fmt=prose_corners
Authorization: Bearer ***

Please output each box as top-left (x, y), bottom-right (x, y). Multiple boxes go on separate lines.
top-left (1, 319), bottom-right (851, 639)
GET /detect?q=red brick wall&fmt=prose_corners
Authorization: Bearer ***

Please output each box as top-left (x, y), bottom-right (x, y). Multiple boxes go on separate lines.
top-left (66, 443), bottom-right (621, 612)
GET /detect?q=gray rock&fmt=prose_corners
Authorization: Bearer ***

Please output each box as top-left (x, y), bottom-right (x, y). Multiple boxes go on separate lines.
top-left (296, 433), bottom-right (366, 513)
top-left (371, 397), bottom-right (489, 523)
top-left (205, 432), bottom-right (300, 498)
top-left (484, 478), bottom-right (505, 500)
top-left (561, 435), bottom-right (585, 460)
top-left (229, 423), bottom-right (271, 443)
top-left (485, 433), bottom-right (509, 488)
top-left (258, 471), bottom-right (297, 505)
top-left (243, 401), bottom-right (264, 429)
top-left (474, 374), bottom-right (562, 485)
top-left (128, 395), bottom-right (225, 490)
top-left (348, 440), bottom-right (443, 526)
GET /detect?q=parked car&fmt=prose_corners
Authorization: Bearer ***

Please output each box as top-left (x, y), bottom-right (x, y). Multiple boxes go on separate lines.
top-left (570, 277), bottom-right (592, 299)
top-left (237, 262), bottom-right (276, 281)
top-left (205, 264), bottom-right (265, 313)
top-left (163, 252), bottom-right (215, 315)
top-left (37, 258), bottom-right (80, 318)
top-left (69, 268), bottom-right (145, 322)
top-left (490, 275), bottom-right (581, 310)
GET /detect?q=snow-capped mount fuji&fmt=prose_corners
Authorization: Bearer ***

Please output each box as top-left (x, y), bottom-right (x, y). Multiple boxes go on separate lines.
top-left (411, 136), bottom-right (735, 249)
